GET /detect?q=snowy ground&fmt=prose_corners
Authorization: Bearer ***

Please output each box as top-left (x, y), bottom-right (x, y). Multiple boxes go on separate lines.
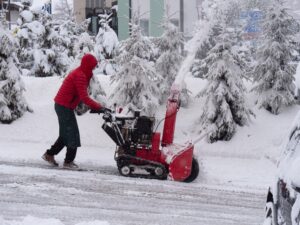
top-left (1, 75), bottom-right (300, 225)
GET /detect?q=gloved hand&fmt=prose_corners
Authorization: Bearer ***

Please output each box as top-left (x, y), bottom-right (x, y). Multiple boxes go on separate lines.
top-left (90, 107), bottom-right (112, 114)
top-left (99, 107), bottom-right (112, 114)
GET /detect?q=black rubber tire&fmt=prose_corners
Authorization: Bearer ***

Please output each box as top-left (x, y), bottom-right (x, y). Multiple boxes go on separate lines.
top-left (183, 157), bottom-right (199, 183)
top-left (119, 165), bottom-right (131, 176)
top-left (156, 165), bottom-right (168, 180)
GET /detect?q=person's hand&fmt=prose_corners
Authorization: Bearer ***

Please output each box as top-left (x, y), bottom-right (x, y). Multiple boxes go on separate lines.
top-left (99, 107), bottom-right (112, 114)
top-left (90, 107), bottom-right (112, 114)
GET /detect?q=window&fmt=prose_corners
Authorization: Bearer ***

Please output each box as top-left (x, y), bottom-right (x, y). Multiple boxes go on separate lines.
top-left (95, 0), bottom-right (101, 7)
top-left (87, 0), bottom-right (104, 8)
top-left (86, 0), bottom-right (91, 8)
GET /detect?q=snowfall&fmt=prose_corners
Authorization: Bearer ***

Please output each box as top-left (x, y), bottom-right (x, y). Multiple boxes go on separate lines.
top-left (1, 65), bottom-right (300, 225)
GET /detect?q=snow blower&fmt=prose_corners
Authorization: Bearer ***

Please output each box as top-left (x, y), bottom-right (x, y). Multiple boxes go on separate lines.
top-left (99, 84), bottom-right (199, 182)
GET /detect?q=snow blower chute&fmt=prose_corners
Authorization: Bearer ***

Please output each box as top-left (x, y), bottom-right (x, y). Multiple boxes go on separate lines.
top-left (99, 84), bottom-right (199, 182)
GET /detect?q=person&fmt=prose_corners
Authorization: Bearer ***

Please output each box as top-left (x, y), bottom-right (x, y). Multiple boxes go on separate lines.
top-left (42, 53), bottom-right (108, 169)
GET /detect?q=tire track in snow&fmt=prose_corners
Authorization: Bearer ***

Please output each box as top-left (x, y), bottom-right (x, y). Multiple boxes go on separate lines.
top-left (0, 161), bottom-right (265, 225)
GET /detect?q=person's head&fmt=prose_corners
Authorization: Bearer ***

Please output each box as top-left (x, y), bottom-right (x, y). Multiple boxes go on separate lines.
top-left (80, 53), bottom-right (98, 79)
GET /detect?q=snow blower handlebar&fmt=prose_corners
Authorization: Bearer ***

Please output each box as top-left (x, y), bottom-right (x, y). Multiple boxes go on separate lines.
top-left (90, 107), bottom-right (112, 114)
top-left (90, 109), bottom-right (115, 123)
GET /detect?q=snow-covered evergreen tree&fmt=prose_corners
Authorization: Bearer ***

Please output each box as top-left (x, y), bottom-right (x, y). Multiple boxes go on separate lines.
top-left (16, 0), bottom-right (44, 71)
top-left (191, 0), bottom-right (245, 79)
top-left (191, 23), bottom-right (222, 78)
top-left (0, 24), bottom-right (30, 123)
top-left (252, 0), bottom-right (299, 114)
top-left (110, 17), bottom-right (161, 116)
top-left (196, 31), bottom-right (253, 143)
top-left (95, 12), bottom-right (119, 75)
top-left (31, 12), bottom-right (71, 77)
top-left (153, 18), bottom-right (184, 104)
top-left (16, 1), bottom-right (71, 77)
top-left (58, 18), bottom-right (91, 59)
top-left (190, 0), bottom-right (227, 79)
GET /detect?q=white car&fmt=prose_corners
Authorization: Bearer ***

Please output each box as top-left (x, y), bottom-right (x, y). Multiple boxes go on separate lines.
top-left (264, 113), bottom-right (300, 225)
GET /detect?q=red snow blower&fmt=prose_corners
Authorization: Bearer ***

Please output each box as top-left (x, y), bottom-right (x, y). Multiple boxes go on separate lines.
top-left (100, 84), bottom-right (199, 182)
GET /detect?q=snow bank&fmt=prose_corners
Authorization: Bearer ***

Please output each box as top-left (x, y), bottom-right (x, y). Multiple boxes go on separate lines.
top-left (0, 216), bottom-right (109, 225)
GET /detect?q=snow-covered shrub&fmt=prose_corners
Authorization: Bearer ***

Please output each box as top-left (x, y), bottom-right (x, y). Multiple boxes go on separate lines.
top-left (252, 0), bottom-right (299, 114)
top-left (0, 25), bottom-right (30, 123)
top-left (110, 17), bottom-right (161, 116)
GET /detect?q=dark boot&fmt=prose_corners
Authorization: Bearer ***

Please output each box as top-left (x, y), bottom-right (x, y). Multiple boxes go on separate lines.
top-left (42, 152), bottom-right (59, 166)
top-left (65, 147), bottom-right (77, 163)
top-left (63, 161), bottom-right (79, 169)
top-left (42, 137), bottom-right (65, 166)
top-left (63, 147), bottom-right (78, 169)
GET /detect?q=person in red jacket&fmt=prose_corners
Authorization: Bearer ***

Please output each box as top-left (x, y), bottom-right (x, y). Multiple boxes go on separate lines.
top-left (42, 53), bottom-right (108, 169)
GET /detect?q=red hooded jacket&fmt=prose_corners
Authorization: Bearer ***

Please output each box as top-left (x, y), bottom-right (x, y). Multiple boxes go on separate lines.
top-left (54, 54), bottom-right (102, 110)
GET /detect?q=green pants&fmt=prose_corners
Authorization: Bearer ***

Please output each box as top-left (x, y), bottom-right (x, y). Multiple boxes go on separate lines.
top-left (55, 103), bottom-right (81, 148)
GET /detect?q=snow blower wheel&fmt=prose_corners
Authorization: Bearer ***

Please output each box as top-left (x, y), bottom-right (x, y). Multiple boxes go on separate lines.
top-left (184, 158), bottom-right (199, 183)
top-left (119, 165), bottom-right (131, 176)
top-left (153, 165), bottom-right (168, 180)
top-left (154, 167), bottom-right (164, 176)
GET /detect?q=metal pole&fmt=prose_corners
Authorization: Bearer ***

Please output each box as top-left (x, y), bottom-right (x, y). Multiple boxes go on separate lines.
top-left (8, 0), bottom-right (10, 29)
top-left (180, 0), bottom-right (184, 34)
top-left (129, 0), bottom-right (132, 21)
top-left (0, 0), bottom-right (2, 23)
top-left (180, 0), bottom-right (184, 54)
top-left (129, 0), bottom-right (132, 34)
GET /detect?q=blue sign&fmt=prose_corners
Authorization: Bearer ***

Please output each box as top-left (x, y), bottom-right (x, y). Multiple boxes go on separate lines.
top-left (240, 10), bottom-right (264, 21)
top-left (42, 3), bottom-right (52, 14)
top-left (244, 22), bottom-right (261, 33)
top-left (240, 10), bottom-right (263, 37)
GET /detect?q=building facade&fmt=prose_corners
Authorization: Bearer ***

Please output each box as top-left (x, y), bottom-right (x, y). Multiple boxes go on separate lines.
top-left (118, 0), bottom-right (202, 40)
top-left (72, 0), bottom-right (202, 38)
top-left (73, 0), bottom-right (117, 35)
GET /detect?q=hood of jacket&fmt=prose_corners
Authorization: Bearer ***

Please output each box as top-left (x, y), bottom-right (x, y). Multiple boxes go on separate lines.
top-left (79, 54), bottom-right (98, 80)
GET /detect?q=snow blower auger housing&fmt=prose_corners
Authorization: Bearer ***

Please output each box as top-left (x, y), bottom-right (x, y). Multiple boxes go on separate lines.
top-left (101, 85), bottom-right (199, 182)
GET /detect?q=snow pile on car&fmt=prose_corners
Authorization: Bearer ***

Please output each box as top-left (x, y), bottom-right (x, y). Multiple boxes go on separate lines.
top-left (277, 110), bottom-right (300, 188)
